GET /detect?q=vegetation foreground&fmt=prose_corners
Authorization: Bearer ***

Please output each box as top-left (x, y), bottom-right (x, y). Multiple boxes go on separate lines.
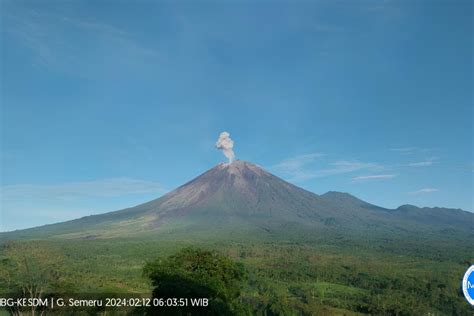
top-left (0, 234), bottom-right (472, 315)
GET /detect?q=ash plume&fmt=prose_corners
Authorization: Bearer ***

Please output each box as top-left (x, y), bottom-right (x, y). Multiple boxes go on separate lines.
top-left (215, 132), bottom-right (235, 163)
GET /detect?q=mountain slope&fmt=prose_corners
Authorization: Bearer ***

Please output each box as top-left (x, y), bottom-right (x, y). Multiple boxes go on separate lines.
top-left (2, 160), bottom-right (473, 241)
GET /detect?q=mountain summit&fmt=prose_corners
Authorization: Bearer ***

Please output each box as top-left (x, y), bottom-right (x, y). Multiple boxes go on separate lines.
top-left (2, 160), bottom-right (473, 240)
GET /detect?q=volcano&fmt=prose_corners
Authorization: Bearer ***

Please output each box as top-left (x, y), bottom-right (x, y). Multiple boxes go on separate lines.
top-left (2, 160), bottom-right (473, 241)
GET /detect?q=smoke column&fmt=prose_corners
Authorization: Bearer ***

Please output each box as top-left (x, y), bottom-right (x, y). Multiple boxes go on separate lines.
top-left (215, 132), bottom-right (235, 163)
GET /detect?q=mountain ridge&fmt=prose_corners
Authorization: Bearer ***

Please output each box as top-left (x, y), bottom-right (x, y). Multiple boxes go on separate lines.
top-left (1, 160), bottom-right (472, 240)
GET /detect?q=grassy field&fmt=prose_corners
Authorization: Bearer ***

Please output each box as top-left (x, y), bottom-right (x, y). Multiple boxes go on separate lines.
top-left (0, 235), bottom-right (472, 315)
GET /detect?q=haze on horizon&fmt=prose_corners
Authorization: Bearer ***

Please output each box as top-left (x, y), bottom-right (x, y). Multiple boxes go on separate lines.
top-left (1, 0), bottom-right (472, 231)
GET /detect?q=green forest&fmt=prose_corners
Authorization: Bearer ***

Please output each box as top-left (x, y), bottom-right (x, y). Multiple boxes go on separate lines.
top-left (0, 234), bottom-right (472, 315)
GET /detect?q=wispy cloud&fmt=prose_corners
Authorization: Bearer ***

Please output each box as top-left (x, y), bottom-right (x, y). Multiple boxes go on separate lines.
top-left (409, 188), bottom-right (439, 195)
top-left (352, 174), bottom-right (396, 182)
top-left (273, 153), bottom-right (325, 172)
top-left (271, 153), bottom-right (325, 182)
top-left (407, 157), bottom-right (437, 167)
top-left (1, 178), bottom-right (167, 201)
top-left (272, 154), bottom-right (384, 182)
top-left (389, 147), bottom-right (417, 155)
top-left (361, 0), bottom-right (404, 21)
top-left (323, 161), bottom-right (383, 175)
top-left (4, 9), bottom-right (158, 75)
top-left (61, 16), bottom-right (128, 36)
top-left (408, 161), bottom-right (433, 167)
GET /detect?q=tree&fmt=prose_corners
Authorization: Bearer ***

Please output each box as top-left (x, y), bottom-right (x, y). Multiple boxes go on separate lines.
top-left (0, 241), bottom-right (67, 316)
top-left (143, 247), bottom-right (249, 315)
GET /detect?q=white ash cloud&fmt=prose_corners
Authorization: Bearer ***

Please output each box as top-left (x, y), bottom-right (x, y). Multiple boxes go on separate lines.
top-left (215, 132), bottom-right (235, 163)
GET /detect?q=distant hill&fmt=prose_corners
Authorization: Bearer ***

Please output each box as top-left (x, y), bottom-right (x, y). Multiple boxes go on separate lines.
top-left (2, 160), bottom-right (473, 241)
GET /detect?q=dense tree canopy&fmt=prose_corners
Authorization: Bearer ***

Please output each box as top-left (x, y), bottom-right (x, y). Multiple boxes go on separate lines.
top-left (143, 247), bottom-right (248, 315)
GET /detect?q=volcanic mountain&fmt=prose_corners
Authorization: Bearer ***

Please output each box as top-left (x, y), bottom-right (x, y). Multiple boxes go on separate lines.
top-left (2, 160), bottom-right (473, 241)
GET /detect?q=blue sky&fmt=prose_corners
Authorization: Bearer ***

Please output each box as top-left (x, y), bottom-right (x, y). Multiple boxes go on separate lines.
top-left (1, 0), bottom-right (472, 231)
